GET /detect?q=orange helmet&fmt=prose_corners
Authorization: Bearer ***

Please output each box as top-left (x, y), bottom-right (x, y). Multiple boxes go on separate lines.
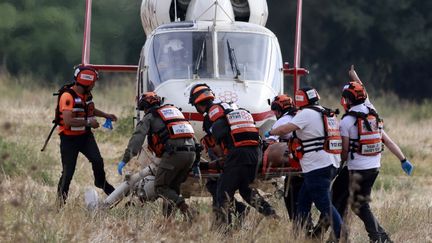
top-left (138, 92), bottom-right (162, 110)
top-left (341, 81), bottom-right (367, 109)
top-left (189, 83), bottom-right (215, 105)
top-left (74, 66), bottom-right (99, 86)
top-left (295, 87), bottom-right (320, 108)
top-left (271, 94), bottom-right (295, 112)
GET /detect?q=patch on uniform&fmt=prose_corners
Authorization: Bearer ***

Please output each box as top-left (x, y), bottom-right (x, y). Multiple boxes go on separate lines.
top-left (209, 107), bottom-right (220, 118)
top-left (80, 73), bottom-right (95, 81)
top-left (295, 95), bottom-right (304, 102)
top-left (65, 100), bottom-right (71, 106)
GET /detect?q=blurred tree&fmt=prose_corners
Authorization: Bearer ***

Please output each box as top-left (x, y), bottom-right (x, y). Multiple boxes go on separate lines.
top-left (0, 0), bottom-right (430, 99)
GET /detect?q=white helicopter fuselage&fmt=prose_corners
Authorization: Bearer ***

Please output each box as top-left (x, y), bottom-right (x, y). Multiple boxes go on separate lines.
top-left (137, 0), bottom-right (283, 139)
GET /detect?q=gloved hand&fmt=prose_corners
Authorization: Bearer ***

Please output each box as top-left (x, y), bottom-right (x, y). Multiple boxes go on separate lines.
top-left (401, 159), bottom-right (413, 176)
top-left (117, 161), bottom-right (126, 175)
top-left (264, 130), bottom-right (272, 138)
top-left (191, 165), bottom-right (200, 177)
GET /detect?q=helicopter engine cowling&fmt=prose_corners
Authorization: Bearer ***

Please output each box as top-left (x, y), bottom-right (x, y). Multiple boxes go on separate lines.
top-left (140, 0), bottom-right (268, 36)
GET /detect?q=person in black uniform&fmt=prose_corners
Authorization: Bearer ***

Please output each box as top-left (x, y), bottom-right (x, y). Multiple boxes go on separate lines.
top-left (189, 84), bottom-right (277, 228)
top-left (189, 84), bottom-right (248, 222)
top-left (56, 66), bottom-right (116, 207)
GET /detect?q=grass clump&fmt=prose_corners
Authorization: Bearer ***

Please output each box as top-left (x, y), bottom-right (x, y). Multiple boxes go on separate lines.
top-left (0, 137), bottom-right (56, 186)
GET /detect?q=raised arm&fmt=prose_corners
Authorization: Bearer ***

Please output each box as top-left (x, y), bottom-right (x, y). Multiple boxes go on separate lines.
top-left (349, 65), bottom-right (362, 84)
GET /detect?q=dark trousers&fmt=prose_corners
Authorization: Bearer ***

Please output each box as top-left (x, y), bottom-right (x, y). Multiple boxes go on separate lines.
top-left (206, 178), bottom-right (247, 215)
top-left (313, 165), bottom-right (350, 236)
top-left (216, 164), bottom-right (275, 224)
top-left (350, 169), bottom-right (391, 242)
top-left (57, 133), bottom-right (115, 204)
top-left (154, 150), bottom-right (195, 213)
top-left (206, 148), bottom-right (247, 215)
top-left (296, 165), bottom-right (342, 239)
top-left (283, 175), bottom-right (304, 220)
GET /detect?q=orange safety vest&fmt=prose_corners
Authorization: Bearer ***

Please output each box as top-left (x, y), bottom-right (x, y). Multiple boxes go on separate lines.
top-left (56, 85), bottom-right (94, 135)
top-left (208, 103), bottom-right (259, 152)
top-left (289, 106), bottom-right (342, 157)
top-left (200, 134), bottom-right (216, 151)
top-left (148, 105), bottom-right (194, 157)
top-left (343, 107), bottom-right (383, 157)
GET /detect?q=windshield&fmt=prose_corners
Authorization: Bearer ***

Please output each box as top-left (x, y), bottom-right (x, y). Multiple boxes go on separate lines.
top-left (217, 32), bottom-right (270, 80)
top-left (148, 32), bottom-right (213, 87)
top-left (148, 31), bottom-right (272, 88)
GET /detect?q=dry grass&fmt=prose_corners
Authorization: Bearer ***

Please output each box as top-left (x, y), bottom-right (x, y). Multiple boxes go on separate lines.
top-left (1, 75), bottom-right (432, 242)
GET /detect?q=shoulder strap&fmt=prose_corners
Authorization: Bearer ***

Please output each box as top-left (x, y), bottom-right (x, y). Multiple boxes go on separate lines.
top-left (53, 84), bottom-right (78, 125)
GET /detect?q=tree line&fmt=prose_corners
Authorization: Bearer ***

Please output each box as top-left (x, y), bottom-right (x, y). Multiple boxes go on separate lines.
top-left (0, 0), bottom-right (430, 100)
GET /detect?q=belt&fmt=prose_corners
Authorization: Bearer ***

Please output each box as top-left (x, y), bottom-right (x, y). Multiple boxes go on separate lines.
top-left (174, 146), bottom-right (196, 152)
top-left (166, 145), bottom-right (196, 152)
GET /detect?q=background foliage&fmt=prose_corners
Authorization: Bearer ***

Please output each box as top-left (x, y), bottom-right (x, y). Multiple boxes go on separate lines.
top-left (0, 0), bottom-right (430, 99)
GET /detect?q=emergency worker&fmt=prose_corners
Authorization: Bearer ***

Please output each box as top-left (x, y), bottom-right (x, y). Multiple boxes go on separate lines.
top-left (265, 94), bottom-right (303, 220)
top-left (189, 83), bottom-right (277, 228)
top-left (339, 80), bottom-right (413, 242)
top-left (117, 92), bottom-right (198, 220)
top-left (188, 84), bottom-right (248, 221)
top-left (313, 66), bottom-right (414, 239)
top-left (266, 87), bottom-right (343, 240)
top-left (56, 66), bottom-right (116, 206)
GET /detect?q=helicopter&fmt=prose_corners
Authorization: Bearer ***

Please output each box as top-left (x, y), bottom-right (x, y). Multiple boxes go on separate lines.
top-left (81, 0), bottom-right (309, 209)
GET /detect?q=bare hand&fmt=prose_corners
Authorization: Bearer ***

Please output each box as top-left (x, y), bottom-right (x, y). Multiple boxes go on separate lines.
top-left (106, 114), bottom-right (118, 122)
top-left (89, 119), bottom-right (99, 128)
top-left (349, 64), bottom-right (362, 83)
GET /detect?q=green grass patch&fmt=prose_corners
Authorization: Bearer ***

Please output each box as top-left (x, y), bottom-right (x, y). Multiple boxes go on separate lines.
top-left (374, 174), bottom-right (415, 191)
top-left (0, 137), bottom-right (56, 185)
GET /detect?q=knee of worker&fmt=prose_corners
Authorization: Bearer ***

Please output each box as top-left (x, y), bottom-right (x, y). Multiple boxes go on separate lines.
top-left (351, 200), bottom-right (371, 215)
top-left (155, 184), bottom-right (176, 199)
top-left (90, 158), bottom-right (105, 172)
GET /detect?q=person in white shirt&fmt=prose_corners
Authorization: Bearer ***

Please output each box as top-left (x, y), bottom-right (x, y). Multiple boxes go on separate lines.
top-left (339, 81), bottom-right (413, 242)
top-left (265, 94), bottom-right (303, 221)
top-left (266, 87), bottom-right (343, 240)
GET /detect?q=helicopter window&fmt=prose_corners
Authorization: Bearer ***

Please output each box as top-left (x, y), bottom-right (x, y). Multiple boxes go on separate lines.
top-left (148, 32), bottom-right (214, 87)
top-left (217, 32), bottom-right (270, 81)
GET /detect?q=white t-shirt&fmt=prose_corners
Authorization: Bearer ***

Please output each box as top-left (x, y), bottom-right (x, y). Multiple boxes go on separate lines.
top-left (268, 112), bottom-right (294, 141)
top-left (340, 103), bottom-right (381, 170)
top-left (290, 106), bottom-right (341, 173)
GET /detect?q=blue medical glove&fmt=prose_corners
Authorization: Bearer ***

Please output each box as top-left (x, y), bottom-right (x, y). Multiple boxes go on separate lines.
top-left (117, 161), bottom-right (126, 175)
top-left (264, 130), bottom-right (272, 138)
top-left (191, 165), bottom-right (200, 177)
top-left (401, 159), bottom-right (413, 176)
top-left (103, 118), bottom-right (113, 130)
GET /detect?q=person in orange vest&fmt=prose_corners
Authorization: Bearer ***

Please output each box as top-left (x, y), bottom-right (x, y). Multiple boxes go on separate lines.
top-left (189, 83), bottom-right (278, 229)
top-left (117, 92), bottom-right (198, 220)
top-left (266, 87), bottom-right (343, 240)
top-left (338, 73), bottom-right (413, 242)
top-left (56, 66), bottom-right (117, 207)
top-left (265, 95), bottom-right (304, 221)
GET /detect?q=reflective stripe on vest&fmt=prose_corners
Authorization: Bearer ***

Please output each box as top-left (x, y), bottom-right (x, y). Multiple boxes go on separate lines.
top-left (225, 108), bottom-right (259, 147)
top-left (148, 105), bottom-right (195, 157)
top-left (348, 111), bottom-right (383, 156)
top-left (294, 106), bottom-right (342, 155)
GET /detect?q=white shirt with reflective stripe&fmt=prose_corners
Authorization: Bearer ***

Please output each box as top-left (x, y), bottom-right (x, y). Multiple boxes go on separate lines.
top-left (340, 103), bottom-right (381, 170)
top-left (290, 107), bottom-right (340, 173)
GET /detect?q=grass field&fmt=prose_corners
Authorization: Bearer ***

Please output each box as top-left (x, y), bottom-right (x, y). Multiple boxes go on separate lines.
top-left (1, 75), bottom-right (431, 242)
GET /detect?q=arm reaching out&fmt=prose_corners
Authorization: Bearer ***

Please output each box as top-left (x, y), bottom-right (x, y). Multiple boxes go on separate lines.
top-left (382, 130), bottom-right (414, 175)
